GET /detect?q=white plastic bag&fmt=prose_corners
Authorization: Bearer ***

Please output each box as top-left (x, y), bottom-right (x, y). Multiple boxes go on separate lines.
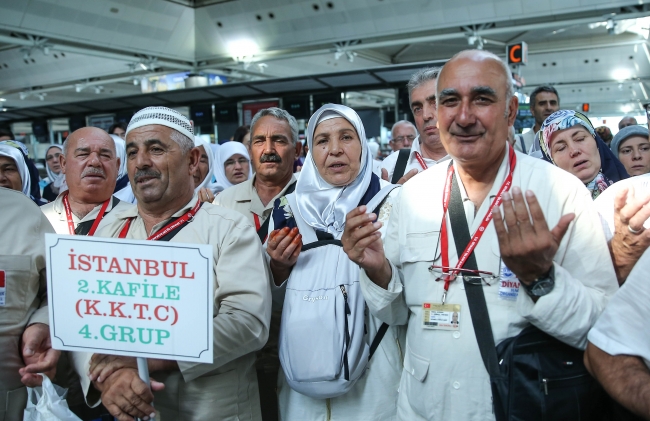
top-left (23, 374), bottom-right (82, 421)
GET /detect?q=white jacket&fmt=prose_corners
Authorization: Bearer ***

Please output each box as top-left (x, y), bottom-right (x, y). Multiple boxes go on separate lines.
top-left (361, 145), bottom-right (619, 420)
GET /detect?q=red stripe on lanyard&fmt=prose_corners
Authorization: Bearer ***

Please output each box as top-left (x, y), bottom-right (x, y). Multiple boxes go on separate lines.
top-left (63, 191), bottom-right (111, 237)
top-left (118, 199), bottom-right (202, 240)
top-left (439, 145), bottom-right (517, 303)
top-left (414, 151), bottom-right (428, 171)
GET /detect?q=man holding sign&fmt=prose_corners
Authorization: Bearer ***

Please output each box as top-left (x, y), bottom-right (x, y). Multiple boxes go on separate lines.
top-left (72, 106), bottom-right (272, 421)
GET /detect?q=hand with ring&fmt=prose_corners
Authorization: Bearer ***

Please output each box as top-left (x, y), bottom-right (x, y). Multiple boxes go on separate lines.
top-left (610, 186), bottom-right (650, 284)
top-left (197, 187), bottom-right (215, 203)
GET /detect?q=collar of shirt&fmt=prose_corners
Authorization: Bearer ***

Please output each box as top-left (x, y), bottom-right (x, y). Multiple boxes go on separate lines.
top-left (246, 174), bottom-right (297, 217)
top-left (52, 191), bottom-right (117, 225)
top-left (454, 143), bottom-right (510, 230)
top-left (119, 194), bottom-right (199, 237)
top-left (409, 135), bottom-right (450, 166)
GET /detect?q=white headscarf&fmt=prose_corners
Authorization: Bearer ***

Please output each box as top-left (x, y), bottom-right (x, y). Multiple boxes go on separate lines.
top-left (44, 144), bottom-right (65, 190)
top-left (193, 137), bottom-right (220, 193)
top-left (109, 135), bottom-right (128, 182)
top-left (294, 104), bottom-right (373, 238)
top-left (214, 141), bottom-right (253, 190)
top-left (0, 143), bottom-right (31, 196)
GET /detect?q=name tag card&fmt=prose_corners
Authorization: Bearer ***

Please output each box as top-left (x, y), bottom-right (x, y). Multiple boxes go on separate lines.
top-left (45, 234), bottom-right (214, 363)
top-left (422, 303), bottom-right (460, 330)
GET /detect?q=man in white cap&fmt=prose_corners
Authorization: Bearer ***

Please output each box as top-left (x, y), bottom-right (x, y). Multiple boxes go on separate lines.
top-left (73, 106), bottom-right (272, 421)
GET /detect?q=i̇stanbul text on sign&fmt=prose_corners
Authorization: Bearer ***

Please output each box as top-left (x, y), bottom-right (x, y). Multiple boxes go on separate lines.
top-left (45, 234), bottom-right (214, 363)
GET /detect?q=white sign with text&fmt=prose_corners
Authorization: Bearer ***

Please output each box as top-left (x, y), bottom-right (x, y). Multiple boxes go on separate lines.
top-left (45, 234), bottom-right (213, 363)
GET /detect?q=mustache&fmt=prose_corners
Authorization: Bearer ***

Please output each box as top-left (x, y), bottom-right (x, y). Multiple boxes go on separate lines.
top-left (260, 153), bottom-right (282, 163)
top-left (81, 167), bottom-right (105, 178)
top-left (134, 169), bottom-right (161, 182)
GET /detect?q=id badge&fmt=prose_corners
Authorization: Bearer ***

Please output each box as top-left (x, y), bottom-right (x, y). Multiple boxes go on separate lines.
top-left (499, 262), bottom-right (520, 301)
top-left (0, 270), bottom-right (5, 306)
top-left (422, 303), bottom-right (460, 330)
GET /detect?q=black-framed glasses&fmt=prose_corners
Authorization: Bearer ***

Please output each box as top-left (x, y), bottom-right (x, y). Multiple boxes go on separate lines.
top-left (428, 265), bottom-right (498, 286)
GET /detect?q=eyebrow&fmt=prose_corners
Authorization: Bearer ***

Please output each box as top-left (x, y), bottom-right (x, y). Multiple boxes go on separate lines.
top-left (126, 139), bottom-right (165, 149)
top-left (438, 88), bottom-right (459, 98)
top-left (472, 86), bottom-right (497, 96)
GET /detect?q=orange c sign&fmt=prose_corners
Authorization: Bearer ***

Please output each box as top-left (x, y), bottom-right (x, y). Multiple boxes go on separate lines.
top-left (509, 45), bottom-right (521, 63)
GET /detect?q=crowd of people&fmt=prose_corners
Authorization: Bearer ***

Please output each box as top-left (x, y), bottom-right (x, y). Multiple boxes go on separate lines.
top-left (1, 48), bottom-right (650, 421)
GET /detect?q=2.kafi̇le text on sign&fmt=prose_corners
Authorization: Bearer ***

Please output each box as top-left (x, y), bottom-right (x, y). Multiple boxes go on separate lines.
top-left (68, 249), bottom-right (195, 346)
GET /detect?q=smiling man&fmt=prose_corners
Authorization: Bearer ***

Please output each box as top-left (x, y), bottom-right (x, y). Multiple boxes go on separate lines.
top-left (72, 106), bottom-right (271, 421)
top-left (380, 67), bottom-right (450, 184)
top-left (342, 50), bottom-right (617, 420)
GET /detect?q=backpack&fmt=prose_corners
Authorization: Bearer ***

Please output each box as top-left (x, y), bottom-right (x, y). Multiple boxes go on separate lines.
top-left (278, 184), bottom-right (398, 399)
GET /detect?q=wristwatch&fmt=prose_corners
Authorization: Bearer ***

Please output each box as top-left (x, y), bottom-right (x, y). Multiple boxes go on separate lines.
top-left (521, 265), bottom-right (555, 298)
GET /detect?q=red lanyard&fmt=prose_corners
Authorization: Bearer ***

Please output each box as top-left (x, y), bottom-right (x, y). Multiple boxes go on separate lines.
top-left (414, 151), bottom-right (428, 171)
top-left (253, 213), bottom-right (269, 243)
top-left (62, 191), bottom-right (110, 237)
top-left (118, 199), bottom-right (202, 240)
top-left (253, 213), bottom-right (262, 231)
top-left (439, 145), bottom-right (517, 303)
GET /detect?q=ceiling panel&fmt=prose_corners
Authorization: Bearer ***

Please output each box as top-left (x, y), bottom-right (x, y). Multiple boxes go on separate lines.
top-left (207, 85), bottom-right (263, 97)
top-left (161, 89), bottom-right (220, 103)
top-left (254, 78), bottom-right (327, 93)
top-left (317, 73), bottom-right (381, 88)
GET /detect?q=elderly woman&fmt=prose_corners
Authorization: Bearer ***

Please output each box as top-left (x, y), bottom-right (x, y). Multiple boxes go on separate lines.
top-left (214, 141), bottom-right (252, 192)
top-left (0, 143), bottom-right (41, 206)
top-left (610, 125), bottom-right (650, 177)
top-left (537, 110), bottom-right (628, 199)
top-left (42, 144), bottom-right (64, 202)
top-left (193, 137), bottom-right (220, 203)
top-left (266, 104), bottom-right (403, 421)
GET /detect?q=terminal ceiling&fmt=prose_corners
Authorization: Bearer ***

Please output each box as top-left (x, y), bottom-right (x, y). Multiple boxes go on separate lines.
top-left (1, 0), bottom-right (650, 123)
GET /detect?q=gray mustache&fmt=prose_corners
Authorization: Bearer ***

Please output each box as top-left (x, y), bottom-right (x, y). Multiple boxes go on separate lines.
top-left (81, 167), bottom-right (105, 178)
top-left (260, 154), bottom-right (282, 163)
top-left (134, 169), bottom-right (161, 182)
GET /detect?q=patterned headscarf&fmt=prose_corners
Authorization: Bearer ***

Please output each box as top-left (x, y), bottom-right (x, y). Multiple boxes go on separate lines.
top-left (536, 110), bottom-right (628, 199)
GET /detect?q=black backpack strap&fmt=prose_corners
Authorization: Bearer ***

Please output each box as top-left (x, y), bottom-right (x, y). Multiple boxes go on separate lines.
top-left (518, 135), bottom-right (526, 153)
top-left (256, 180), bottom-right (297, 243)
top-left (75, 196), bottom-right (122, 236)
top-left (391, 148), bottom-right (411, 183)
top-left (447, 173), bottom-right (500, 378)
top-left (368, 322), bottom-right (389, 359)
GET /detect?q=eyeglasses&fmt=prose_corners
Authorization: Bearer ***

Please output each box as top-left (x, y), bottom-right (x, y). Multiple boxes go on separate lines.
top-left (428, 265), bottom-right (498, 286)
top-left (224, 157), bottom-right (249, 167)
top-left (393, 135), bottom-right (416, 144)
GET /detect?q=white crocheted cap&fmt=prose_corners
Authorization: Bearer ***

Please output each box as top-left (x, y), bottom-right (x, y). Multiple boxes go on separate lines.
top-left (126, 106), bottom-right (194, 140)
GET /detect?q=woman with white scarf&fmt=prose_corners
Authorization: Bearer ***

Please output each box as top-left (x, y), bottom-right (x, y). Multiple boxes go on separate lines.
top-left (265, 104), bottom-right (404, 421)
top-left (213, 141), bottom-right (253, 193)
top-left (0, 143), bottom-right (38, 205)
top-left (42, 144), bottom-right (64, 202)
top-left (193, 137), bottom-right (221, 202)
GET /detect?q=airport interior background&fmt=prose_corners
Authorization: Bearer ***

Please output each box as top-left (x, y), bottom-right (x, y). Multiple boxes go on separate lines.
top-left (1, 0), bottom-right (650, 175)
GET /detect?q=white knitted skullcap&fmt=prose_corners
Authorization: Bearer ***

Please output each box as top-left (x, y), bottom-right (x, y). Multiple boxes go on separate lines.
top-left (126, 106), bottom-right (194, 140)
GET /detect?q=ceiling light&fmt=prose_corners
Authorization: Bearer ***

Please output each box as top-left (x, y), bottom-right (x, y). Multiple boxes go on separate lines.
top-left (139, 63), bottom-right (147, 70)
top-left (622, 104), bottom-right (634, 113)
top-left (228, 39), bottom-right (259, 62)
top-left (606, 18), bottom-right (616, 35)
top-left (19, 92), bottom-right (28, 100)
top-left (612, 68), bottom-right (632, 81)
top-left (37, 93), bottom-right (46, 101)
top-left (0, 98), bottom-right (5, 102)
